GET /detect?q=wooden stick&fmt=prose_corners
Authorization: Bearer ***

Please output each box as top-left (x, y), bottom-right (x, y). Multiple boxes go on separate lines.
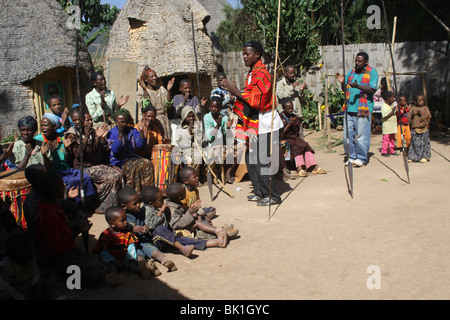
top-left (193, 139), bottom-right (234, 198)
top-left (421, 74), bottom-right (429, 106)
top-left (417, 0), bottom-right (450, 33)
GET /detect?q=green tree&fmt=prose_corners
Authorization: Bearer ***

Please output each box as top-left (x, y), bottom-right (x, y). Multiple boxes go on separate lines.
top-left (216, 5), bottom-right (263, 52)
top-left (58, 0), bottom-right (120, 47)
top-left (244, 0), bottom-right (327, 69)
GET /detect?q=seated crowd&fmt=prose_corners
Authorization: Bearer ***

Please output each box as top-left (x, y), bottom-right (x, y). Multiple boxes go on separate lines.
top-left (0, 64), bottom-right (329, 298)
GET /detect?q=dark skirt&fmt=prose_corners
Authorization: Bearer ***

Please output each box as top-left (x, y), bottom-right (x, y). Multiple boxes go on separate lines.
top-left (84, 165), bottom-right (123, 212)
top-left (122, 157), bottom-right (155, 194)
top-left (408, 129), bottom-right (431, 161)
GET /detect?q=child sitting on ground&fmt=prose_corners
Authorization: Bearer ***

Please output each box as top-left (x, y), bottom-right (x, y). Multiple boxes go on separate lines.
top-left (380, 91), bottom-right (398, 157)
top-left (94, 206), bottom-right (156, 286)
top-left (165, 182), bottom-right (236, 244)
top-left (140, 185), bottom-right (229, 252)
top-left (179, 166), bottom-right (217, 221)
top-left (117, 187), bottom-right (179, 274)
top-left (407, 93), bottom-right (432, 163)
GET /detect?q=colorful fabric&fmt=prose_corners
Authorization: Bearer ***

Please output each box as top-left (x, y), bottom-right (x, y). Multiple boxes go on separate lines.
top-left (134, 121), bottom-right (163, 158)
top-left (180, 186), bottom-right (200, 210)
top-left (408, 105), bottom-right (431, 131)
top-left (344, 65), bottom-right (378, 115)
top-left (94, 228), bottom-right (138, 262)
top-left (122, 157), bottom-right (154, 194)
top-left (397, 105), bottom-right (410, 125)
top-left (34, 133), bottom-right (70, 172)
top-left (233, 60), bottom-right (273, 136)
top-left (345, 65), bottom-right (373, 116)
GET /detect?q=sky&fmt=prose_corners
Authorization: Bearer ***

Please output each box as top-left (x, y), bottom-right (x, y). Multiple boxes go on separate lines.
top-left (101, 0), bottom-right (239, 9)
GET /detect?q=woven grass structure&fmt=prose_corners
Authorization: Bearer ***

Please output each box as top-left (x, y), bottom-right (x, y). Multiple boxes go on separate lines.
top-left (102, 0), bottom-right (218, 98)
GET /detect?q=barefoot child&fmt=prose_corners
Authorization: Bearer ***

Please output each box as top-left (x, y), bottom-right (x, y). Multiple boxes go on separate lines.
top-left (380, 91), bottom-right (397, 157)
top-left (117, 187), bottom-right (178, 275)
top-left (94, 206), bottom-right (156, 285)
top-left (178, 166), bottom-right (217, 221)
top-left (165, 182), bottom-right (230, 245)
top-left (407, 93), bottom-right (432, 163)
top-left (140, 185), bottom-right (230, 252)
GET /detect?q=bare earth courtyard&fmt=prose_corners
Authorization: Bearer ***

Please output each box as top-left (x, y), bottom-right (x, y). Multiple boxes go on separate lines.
top-left (61, 129), bottom-right (450, 300)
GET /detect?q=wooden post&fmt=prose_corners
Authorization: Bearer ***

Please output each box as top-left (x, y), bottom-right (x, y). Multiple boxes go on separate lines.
top-left (421, 74), bottom-right (428, 106)
top-left (325, 77), bottom-right (332, 151)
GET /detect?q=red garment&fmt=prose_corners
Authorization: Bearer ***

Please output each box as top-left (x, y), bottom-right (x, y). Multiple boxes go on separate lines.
top-left (36, 200), bottom-right (75, 259)
top-left (233, 60), bottom-right (273, 135)
top-left (396, 106), bottom-right (410, 126)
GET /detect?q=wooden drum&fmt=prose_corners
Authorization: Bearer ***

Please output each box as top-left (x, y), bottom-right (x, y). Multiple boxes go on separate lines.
top-left (0, 169), bottom-right (31, 231)
top-left (151, 144), bottom-right (179, 190)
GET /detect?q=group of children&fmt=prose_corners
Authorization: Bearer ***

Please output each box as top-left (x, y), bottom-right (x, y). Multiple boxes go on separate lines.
top-left (380, 91), bottom-right (432, 163)
top-left (0, 161), bottom-right (239, 298)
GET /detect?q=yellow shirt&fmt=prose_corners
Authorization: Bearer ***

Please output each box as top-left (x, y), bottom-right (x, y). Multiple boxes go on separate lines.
top-left (180, 186), bottom-right (200, 210)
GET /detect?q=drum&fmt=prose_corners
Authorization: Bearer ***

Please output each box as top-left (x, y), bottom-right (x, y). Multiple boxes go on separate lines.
top-left (151, 144), bottom-right (179, 190)
top-left (0, 169), bottom-right (31, 231)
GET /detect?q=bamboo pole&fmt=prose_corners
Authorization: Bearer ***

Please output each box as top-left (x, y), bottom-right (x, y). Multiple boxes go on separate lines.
top-left (421, 74), bottom-right (428, 106)
top-left (324, 77), bottom-right (332, 151)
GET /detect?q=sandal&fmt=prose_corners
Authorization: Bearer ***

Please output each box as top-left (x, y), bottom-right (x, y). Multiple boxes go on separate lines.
top-left (298, 170), bottom-right (308, 177)
top-left (311, 167), bottom-right (327, 174)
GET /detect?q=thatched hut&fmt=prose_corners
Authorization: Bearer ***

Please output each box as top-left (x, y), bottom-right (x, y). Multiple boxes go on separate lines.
top-left (102, 0), bottom-right (218, 111)
top-left (0, 0), bottom-right (94, 136)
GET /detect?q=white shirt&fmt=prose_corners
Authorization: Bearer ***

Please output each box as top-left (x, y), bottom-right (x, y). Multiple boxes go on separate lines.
top-left (258, 110), bottom-right (284, 134)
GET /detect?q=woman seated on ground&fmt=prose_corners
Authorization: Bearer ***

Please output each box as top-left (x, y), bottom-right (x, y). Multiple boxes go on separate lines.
top-left (10, 116), bottom-right (53, 170)
top-left (279, 98), bottom-right (326, 177)
top-left (134, 105), bottom-right (171, 159)
top-left (106, 108), bottom-right (154, 193)
top-left (34, 113), bottom-right (97, 204)
top-left (64, 107), bottom-right (123, 213)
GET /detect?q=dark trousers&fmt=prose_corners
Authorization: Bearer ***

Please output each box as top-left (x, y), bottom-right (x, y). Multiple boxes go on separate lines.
top-left (152, 225), bottom-right (208, 251)
top-left (245, 132), bottom-right (281, 201)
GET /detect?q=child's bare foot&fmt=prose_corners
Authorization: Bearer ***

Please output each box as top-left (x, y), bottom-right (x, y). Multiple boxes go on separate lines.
top-left (105, 273), bottom-right (124, 286)
top-left (216, 227), bottom-right (228, 248)
top-left (182, 245), bottom-right (195, 257)
top-left (162, 260), bottom-right (178, 272)
top-left (223, 224), bottom-right (239, 238)
top-left (148, 259), bottom-right (162, 277)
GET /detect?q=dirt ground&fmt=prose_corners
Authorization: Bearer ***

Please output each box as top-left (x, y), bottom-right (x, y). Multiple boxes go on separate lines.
top-left (60, 128), bottom-right (450, 300)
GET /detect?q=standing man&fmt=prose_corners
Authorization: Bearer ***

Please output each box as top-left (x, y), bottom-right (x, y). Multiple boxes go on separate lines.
top-left (336, 52), bottom-right (378, 167)
top-left (276, 65), bottom-right (307, 114)
top-left (222, 41), bottom-right (283, 206)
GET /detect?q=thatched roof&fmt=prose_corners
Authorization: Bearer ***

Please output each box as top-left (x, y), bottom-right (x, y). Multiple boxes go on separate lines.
top-left (103, 0), bottom-right (217, 79)
top-left (0, 0), bottom-right (93, 84)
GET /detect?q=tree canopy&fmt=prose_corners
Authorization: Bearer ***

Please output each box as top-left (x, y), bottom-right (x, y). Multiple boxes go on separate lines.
top-left (58, 0), bottom-right (120, 47)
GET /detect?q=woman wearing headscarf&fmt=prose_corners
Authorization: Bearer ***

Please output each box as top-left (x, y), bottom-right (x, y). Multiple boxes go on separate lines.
top-left (64, 107), bottom-right (123, 213)
top-left (137, 66), bottom-right (175, 139)
top-left (34, 113), bottom-right (96, 204)
top-left (10, 116), bottom-right (52, 169)
top-left (106, 108), bottom-right (154, 193)
top-left (173, 106), bottom-right (203, 184)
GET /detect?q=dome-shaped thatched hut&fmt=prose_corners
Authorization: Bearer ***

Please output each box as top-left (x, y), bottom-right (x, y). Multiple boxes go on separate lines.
top-left (0, 0), bottom-right (94, 136)
top-left (102, 0), bottom-right (218, 115)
